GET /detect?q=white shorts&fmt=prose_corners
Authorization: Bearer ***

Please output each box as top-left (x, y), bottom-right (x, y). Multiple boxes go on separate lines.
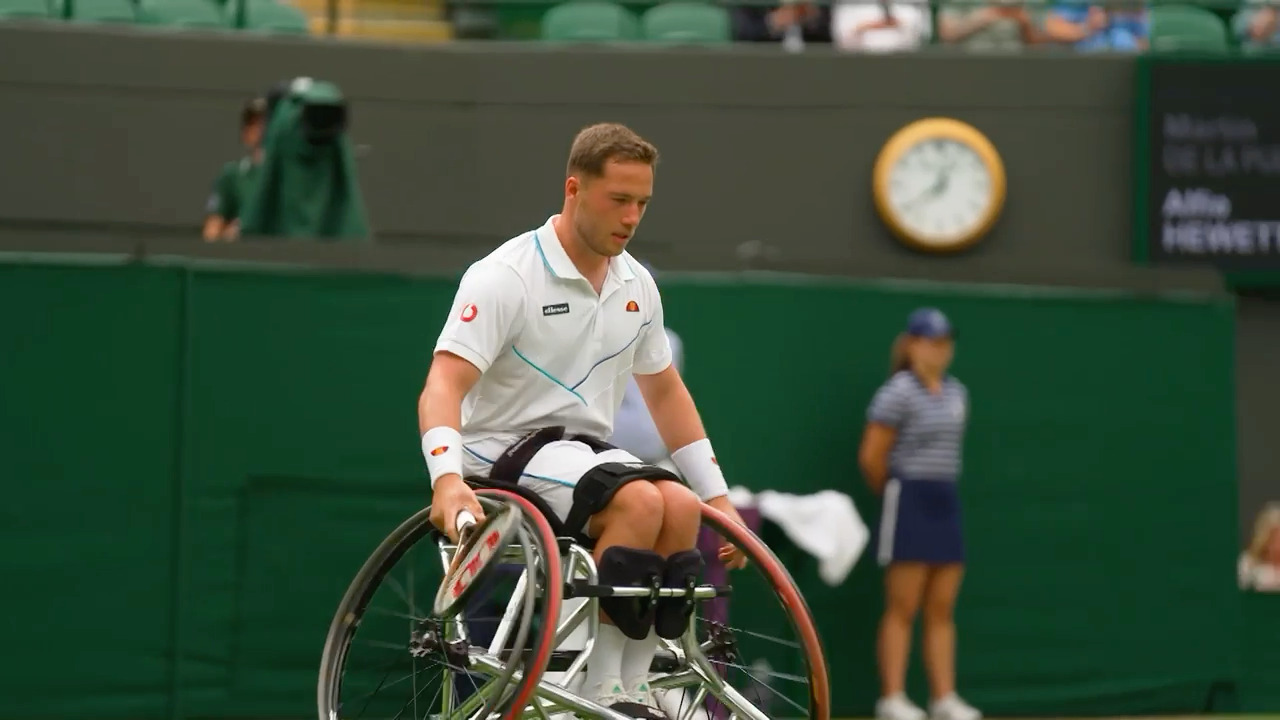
top-left (462, 437), bottom-right (647, 523)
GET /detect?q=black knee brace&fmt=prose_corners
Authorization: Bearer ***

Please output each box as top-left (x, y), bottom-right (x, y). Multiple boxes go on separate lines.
top-left (597, 546), bottom-right (665, 640)
top-left (654, 549), bottom-right (705, 640)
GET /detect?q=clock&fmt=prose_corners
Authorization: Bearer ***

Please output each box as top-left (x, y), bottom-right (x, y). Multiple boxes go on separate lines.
top-left (872, 117), bottom-right (1007, 254)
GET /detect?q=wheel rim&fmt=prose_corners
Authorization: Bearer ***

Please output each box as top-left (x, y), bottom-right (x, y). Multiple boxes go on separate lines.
top-left (316, 488), bottom-right (565, 720)
top-left (647, 505), bottom-right (831, 720)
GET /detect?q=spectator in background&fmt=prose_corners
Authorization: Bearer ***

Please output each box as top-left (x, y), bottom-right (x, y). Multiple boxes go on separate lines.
top-left (1233, 0), bottom-right (1280, 49)
top-left (203, 97), bottom-right (267, 242)
top-left (832, 0), bottom-right (931, 52)
top-left (730, 0), bottom-right (833, 44)
top-left (1240, 502), bottom-right (1280, 592)
top-left (938, 0), bottom-right (1041, 50)
top-left (1041, 0), bottom-right (1148, 50)
top-left (858, 308), bottom-right (980, 720)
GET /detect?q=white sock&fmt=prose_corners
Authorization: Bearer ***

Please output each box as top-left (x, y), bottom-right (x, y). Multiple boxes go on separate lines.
top-left (584, 622), bottom-right (628, 698)
top-left (621, 630), bottom-right (661, 695)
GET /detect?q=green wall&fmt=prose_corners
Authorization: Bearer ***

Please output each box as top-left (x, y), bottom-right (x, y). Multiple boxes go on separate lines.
top-left (2, 258), bottom-right (1257, 718)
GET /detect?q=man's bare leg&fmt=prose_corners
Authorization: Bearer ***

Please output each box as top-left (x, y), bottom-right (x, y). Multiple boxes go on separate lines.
top-left (651, 481), bottom-right (702, 556)
top-left (591, 481), bottom-right (666, 555)
top-left (624, 481), bottom-right (703, 703)
top-left (583, 482), bottom-right (666, 704)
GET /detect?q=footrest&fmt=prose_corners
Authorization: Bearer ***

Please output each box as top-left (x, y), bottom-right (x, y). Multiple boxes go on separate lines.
top-left (556, 535), bottom-right (599, 553)
top-left (564, 580), bottom-right (731, 599)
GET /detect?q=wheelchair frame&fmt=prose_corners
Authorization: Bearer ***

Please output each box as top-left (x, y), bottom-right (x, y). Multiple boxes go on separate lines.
top-left (318, 485), bottom-right (830, 720)
top-left (434, 535), bottom-right (768, 720)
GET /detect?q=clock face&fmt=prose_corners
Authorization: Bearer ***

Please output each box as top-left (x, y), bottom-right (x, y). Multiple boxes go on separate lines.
top-left (885, 136), bottom-right (995, 248)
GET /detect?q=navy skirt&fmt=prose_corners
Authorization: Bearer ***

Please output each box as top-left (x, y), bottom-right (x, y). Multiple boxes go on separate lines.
top-left (875, 476), bottom-right (965, 566)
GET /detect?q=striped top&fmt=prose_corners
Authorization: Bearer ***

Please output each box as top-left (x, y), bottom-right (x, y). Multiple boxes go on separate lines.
top-left (866, 370), bottom-right (969, 481)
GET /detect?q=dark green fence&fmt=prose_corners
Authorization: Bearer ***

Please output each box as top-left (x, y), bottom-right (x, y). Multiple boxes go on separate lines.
top-left (2, 256), bottom-right (1258, 718)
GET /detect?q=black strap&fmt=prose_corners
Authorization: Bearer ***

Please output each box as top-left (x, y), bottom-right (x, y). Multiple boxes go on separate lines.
top-left (568, 433), bottom-right (618, 454)
top-left (562, 462), bottom-right (681, 536)
top-left (490, 427), bottom-right (623, 484)
top-left (491, 427), bottom-right (670, 536)
top-left (490, 426), bottom-right (566, 483)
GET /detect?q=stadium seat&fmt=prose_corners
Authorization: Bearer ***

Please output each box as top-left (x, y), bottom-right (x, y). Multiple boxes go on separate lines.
top-left (448, 3), bottom-right (500, 38)
top-left (540, 0), bottom-right (640, 41)
top-left (0, 0), bottom-right (53, 19)
top-left (66, 0), bottom-right (139, 23)
top-left (137, 0), bottom-right (228, 27)
top-left (239, 0), bottom-right (308, 32)
top-left (641, 1), bottom-right (729, 42)
top-left (1149, 4), bottom-right (1230, 52)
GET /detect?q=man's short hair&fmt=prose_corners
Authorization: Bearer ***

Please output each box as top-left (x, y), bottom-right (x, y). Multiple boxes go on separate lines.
top-left (241, 97), bottom-right (267, 127)
top-left (566, 123), bottom-right (659, 179)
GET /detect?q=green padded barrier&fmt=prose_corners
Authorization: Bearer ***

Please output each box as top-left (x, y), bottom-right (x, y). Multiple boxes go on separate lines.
top-left (0, 263), bottom-right (182, 719)
top-left (0, 258), bottom-right (1250, 717)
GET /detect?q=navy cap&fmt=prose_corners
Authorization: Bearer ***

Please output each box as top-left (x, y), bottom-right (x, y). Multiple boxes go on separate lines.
top-left (906, 307), bottom-right (954, 339)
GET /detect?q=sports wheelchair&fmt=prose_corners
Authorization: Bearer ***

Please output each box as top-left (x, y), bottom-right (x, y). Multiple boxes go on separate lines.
top-left (318, 478), bottom-right (830, 720)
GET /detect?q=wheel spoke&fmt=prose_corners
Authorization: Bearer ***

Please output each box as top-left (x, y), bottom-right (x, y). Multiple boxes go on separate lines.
top-left (320, 490), bottom-right (567, 720)
top-left (322, 491), bottom-right (826, 720)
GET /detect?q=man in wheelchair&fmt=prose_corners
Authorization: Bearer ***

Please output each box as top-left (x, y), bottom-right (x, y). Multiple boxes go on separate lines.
top-left (417, 122), bottom-right (749, 720)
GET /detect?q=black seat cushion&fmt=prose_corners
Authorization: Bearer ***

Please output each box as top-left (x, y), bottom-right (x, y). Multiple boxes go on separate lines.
top-left (465, 475), bottom-right (594, 548)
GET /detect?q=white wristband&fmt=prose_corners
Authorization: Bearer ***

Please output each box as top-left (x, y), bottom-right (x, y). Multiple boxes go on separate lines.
top-left (671, 438), bottom-right (729, 501)
top-left (422, 426), bottom-right (464, 489)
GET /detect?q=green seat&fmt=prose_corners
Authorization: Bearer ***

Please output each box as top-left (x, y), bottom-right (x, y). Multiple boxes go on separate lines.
top-left (1149, 4), bottom-right (1230, 52)
top-left (138, 0), bottom-right (227, 27)
top-left (541, 0), bottom-right (639, 41)
top-left (67, 0), bottom-right (138, 23)
top-left (0, 0), bottom-right (52, 19)
top-left (240, 0), bottom-right (308, 32)
top-left (489, 1), bottom-right (550, 39)
top-left (641, 1), bottom-right (728, 42)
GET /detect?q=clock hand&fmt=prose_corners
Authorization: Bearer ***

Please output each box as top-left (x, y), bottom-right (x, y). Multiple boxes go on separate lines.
top-left (935, 170), bottom-right (951, 195)
top-left (901, 161), bottom-right (958, 213)
top-left (900, 177), bottom-right (948, 215)
top-left (926, 161), bottom-right (956, 198)
top-left (901, 183), bottom-right (938, 212)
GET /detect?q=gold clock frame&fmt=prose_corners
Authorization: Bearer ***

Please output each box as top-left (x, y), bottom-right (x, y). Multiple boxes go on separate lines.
top-left (872, 117), bottom-right (1007, 254)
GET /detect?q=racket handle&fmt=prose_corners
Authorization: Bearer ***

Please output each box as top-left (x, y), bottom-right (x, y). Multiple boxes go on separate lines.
top-left (456, 510), bottom-right (478, 537)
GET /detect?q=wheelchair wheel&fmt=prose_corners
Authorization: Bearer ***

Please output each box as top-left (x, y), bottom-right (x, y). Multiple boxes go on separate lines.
top-left (648, 503), bottom-right (831, 720)
top-left (317, 488), bottom-right (565, 720)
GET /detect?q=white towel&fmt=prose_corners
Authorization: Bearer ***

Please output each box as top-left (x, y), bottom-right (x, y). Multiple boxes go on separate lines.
top-left (726, 486), bottom-right (868, 586)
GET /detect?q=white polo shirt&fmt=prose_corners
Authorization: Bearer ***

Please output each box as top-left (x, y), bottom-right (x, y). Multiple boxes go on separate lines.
top-left (434, 215), bottom-right (673, 460)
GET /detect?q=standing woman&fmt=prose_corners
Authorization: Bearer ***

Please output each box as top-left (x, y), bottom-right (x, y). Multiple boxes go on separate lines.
top-left (858, 308), bottom-right (981, 720)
